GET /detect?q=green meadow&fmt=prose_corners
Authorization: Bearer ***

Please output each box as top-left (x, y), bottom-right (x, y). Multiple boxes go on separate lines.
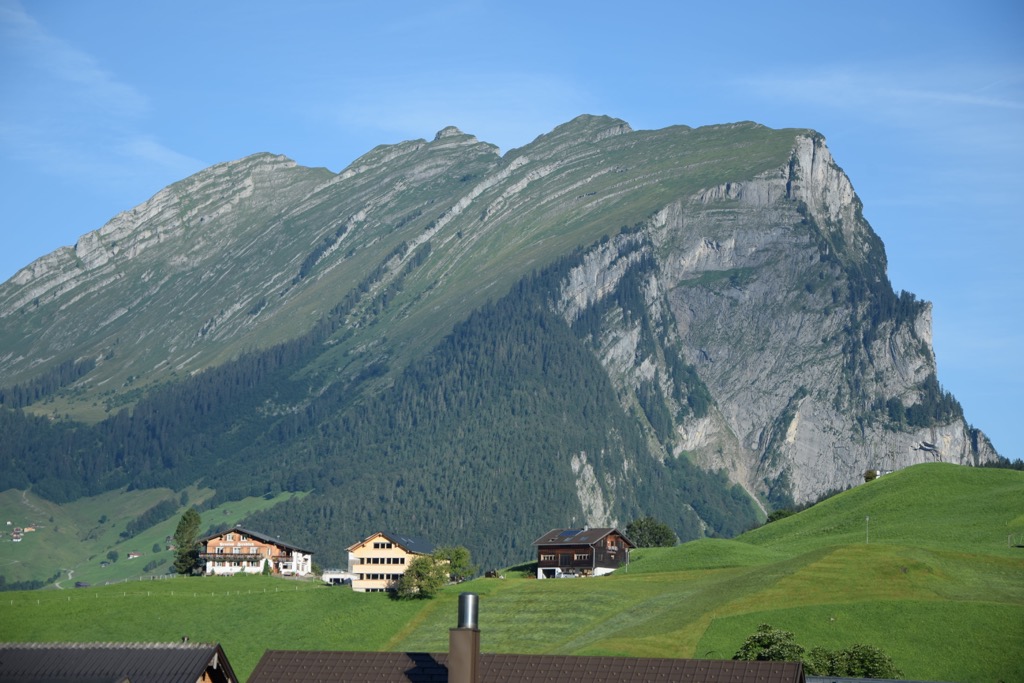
top-left (0, 487), bottom-right (305, 586)
top-left (1, 463), bottom-right (1021, 682)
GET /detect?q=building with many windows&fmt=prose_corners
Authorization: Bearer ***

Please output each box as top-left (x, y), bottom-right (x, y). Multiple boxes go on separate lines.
top-left (200, 526), bottom-right (313, 577)
top-left (346, 531), bottom-right (434, 592)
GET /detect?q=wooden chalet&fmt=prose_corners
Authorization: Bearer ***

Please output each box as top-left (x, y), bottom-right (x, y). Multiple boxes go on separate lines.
top-left (200, 526), bottom-right (313, 577)
top-left (533, 527), bottom-right (635, 578)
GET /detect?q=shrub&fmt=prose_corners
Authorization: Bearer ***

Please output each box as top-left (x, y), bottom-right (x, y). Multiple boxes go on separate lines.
top-left (733, 624), bottom-right (805, 662)
top-left (393, 556), bottom-right (447, 600)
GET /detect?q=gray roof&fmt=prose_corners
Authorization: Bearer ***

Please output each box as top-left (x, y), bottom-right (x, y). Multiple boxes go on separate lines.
top-left (532, 528), bottom-right (635, 547)
top-left (350, 532), bottom-right (435, 555)
top-left (199, 526), bottom-right (313, 555)
top-left (249, 651), bottom-right (805, 683)
top-left (0, 642), bottom-right (237, 683)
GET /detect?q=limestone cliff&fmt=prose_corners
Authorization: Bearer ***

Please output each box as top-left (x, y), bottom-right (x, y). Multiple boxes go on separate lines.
top-left (0, 116), bottom-right (996, 536)
top-left (551, 132), bottom-right (994, 508)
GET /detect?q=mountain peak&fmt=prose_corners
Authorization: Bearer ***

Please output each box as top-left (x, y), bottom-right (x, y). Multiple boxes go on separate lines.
top-left (434, 126), bottom-right (467, 140)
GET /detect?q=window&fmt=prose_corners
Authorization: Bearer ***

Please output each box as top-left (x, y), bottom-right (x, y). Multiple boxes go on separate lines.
top-left (215, 547), bottom-right (224, 554)
top-left (574, 553), bottom-right (590, 561)
top-left (225, 534), bottom-right (234, 541)
top-left (232, 547), bottom-right (240, 554)
top-left (373, 541), bottom-right (393, 549)
top-left (540, 554), bottom-right (555, 562)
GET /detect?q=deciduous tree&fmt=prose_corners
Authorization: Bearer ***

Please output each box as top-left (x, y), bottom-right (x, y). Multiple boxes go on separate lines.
top-left (393, 555), bottom-right (447, 599)
top-left (733, 624), bottom-right (805, 662)
top-left (433, 545), bottom-right (478, 582)
top-left (625, 516), bottom-right (677, 547)
top-left (807, 644), bottom-right (902, 678)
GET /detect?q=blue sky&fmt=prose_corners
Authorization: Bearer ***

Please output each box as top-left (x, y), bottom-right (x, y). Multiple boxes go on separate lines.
top-left (1, 1), bottom-right (1021, 460)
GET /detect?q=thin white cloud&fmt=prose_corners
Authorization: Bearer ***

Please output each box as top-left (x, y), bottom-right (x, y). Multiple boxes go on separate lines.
top-left (116, 135), bottom-right (204, 175)
top-left (0, 0), bottom-right (147, 117)
top-left (736, 65), bottom-right (1024, 123)
top-left (0, 0), bottom-right (201, 186)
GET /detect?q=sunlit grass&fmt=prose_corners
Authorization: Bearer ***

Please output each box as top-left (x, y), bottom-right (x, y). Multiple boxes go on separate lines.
top-left (3, 464), bottom-right (1022, 682)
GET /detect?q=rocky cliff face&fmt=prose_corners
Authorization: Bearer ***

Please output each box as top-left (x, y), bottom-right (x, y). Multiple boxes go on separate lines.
top-left (549, 131), bottom-right (994, 507)
top-left (0, 116), bottom-right (996, 525)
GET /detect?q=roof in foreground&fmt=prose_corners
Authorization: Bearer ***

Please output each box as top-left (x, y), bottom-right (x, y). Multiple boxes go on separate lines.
top-left (249, 651), bottom-right (805, 683)
top-left (0, 642), bottom-right (237, 683)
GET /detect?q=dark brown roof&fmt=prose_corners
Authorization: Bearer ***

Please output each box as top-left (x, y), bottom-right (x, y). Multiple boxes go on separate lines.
top-left (199, 526), bottom-right (313, 555)
top-left (532, 528), bottom-right (636, 548)
top-left (248, 651), bottom-right (804, 683)
top-left (0, 642), bottom-right (238, 683)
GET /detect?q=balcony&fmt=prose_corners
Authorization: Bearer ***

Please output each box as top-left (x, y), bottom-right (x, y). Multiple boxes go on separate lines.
top-left (201, 552), bottom-right (267, 562)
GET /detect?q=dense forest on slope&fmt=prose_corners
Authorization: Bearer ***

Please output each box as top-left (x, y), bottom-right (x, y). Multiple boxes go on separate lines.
top-left (0, 238), bottom-right (760, 568)
top-left (245, 247), bottom-right (760, 568)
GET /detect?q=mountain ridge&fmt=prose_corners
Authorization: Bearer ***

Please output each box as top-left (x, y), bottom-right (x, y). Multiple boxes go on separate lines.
top-left (0, 115), bottom-right (996, 568)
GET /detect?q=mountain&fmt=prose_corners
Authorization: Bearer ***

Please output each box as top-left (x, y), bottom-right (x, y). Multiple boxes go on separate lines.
top-left (0, 115), bottom-right (997, 569)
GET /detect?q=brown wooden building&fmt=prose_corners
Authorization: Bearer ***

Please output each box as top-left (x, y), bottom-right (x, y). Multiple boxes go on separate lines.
top-left (532, 527), bottom-right (635, 578)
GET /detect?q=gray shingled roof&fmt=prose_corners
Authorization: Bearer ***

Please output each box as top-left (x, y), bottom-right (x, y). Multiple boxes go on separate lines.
top-left (0, 642), bottom-right (237, 683)
top-left (349, 532), bottom-right (435, 555)
top-left (532, 527), bottom-right (635, 547)
top-left (248, 650), bottom-right (805, 683)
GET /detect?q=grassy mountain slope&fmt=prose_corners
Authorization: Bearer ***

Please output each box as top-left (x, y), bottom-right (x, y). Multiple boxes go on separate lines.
top-left (0, 118), bottom-right (796, 414)
top-left (0, 487), bottom-right (303, 587)
top-left (0, 116), bottom-right (998, 580)
top-left (2, 463), bottom-right (1020, 683)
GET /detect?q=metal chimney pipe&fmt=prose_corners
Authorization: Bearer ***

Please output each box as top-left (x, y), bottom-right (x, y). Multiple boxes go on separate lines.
top-left (457, 592), bottom-right (479, 630)
top-left (449, 593), bottom-right (480, 683)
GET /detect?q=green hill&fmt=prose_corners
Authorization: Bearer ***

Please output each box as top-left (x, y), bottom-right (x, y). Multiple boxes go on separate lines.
top-left (1, 463), bottom-right (1020, 682)
top-left (0, 487), bottom-right (304, 587)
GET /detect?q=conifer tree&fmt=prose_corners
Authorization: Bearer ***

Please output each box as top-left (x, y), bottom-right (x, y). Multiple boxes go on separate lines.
top-left (172, 508), bottom-right (202, 575)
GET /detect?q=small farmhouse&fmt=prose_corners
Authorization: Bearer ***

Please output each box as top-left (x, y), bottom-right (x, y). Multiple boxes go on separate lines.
top-left (346, 531), bottom-right (434, 592)
top-left (200, 526), bottom-right (313, 577)
top-left (533, 527), bottom-right (635, 578)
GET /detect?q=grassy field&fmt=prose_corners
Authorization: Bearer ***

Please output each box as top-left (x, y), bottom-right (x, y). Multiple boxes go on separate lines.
top-left (1, 463), bottom-right (1022, 682)
top-left (0, 487), bottom-right (305, 586)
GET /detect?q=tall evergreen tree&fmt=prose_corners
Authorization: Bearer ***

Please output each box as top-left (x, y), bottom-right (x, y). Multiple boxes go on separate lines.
top-left (172, 508), bottom-right (202, 575)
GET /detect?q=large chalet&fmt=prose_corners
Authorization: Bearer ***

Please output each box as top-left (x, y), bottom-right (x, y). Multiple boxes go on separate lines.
top-left (200, 526), bottom-right (313, 577)
top-left (533, 527), bottom-right (635, 578)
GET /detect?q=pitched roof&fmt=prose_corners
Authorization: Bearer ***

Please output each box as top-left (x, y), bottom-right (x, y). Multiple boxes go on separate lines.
top-left (0, 642), bottom-right (238, 683)
top-left (532, 528), bottom-right (635, 547)
top-left (347, 531), bottom-right (435, 555)
top-left (199, 526), bottom-right (313, 554)
top-left (248, 651), bottom-right (804, 683)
